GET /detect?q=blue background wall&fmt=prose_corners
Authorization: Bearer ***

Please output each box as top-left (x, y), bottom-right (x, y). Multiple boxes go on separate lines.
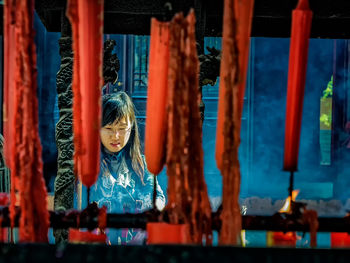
top-left (34, 12), bottom-right (61, 192)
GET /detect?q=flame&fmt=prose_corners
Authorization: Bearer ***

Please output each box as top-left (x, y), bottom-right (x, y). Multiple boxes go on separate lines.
top-left (279, 190), bottom-right (300, 213)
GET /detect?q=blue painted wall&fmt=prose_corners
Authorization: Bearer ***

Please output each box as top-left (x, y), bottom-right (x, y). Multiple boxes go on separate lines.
top-left (245, 38), bottom-right (348, 202)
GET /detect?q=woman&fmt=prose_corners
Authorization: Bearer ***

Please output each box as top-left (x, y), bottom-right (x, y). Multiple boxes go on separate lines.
top-left (91, 91), bottom-right (165, 244)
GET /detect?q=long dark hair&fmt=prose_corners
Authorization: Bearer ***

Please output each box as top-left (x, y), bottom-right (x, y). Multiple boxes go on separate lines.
top-left (102, 92), bottom-right (145, 184)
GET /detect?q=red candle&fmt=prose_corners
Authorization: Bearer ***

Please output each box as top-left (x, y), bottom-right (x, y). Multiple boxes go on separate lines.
top-left (267, 231), bottom-right (297, 247)
top-left (268, 191), bottom-right (299, 247)
top-left (145, 18), bottom-right (170, 175)
top-left (67, 0), bottom-right (104, 187)
top-left (235, 0), bottom-right (255, 134)
top-left (331, 233), bottom-right (350, 248)
top-left (69, 229), bottom-right (107, 244)
top-left (283, 0), bottom-right (313, 171)
top-left (146, 223), bottom-right (189, 244)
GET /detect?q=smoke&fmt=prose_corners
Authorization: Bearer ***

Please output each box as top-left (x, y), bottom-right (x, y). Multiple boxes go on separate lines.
top-left (204, 37), bottom-right (350, 212)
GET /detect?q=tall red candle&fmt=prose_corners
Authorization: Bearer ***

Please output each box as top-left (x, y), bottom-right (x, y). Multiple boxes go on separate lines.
top-left (145, 18), bottom-right (170, 175)
top-left (283, 0), bottom-right (313, 171)
top-left (67, 0), bottom-right (104, 187)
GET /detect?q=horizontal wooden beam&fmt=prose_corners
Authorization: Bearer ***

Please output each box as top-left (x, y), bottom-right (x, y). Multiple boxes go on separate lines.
top-left (1, 204), bottom-right (350, 233)
top-left (32, 0), bottom-right (350, 38)
top-left (1, 244), bottom-right (350, 262)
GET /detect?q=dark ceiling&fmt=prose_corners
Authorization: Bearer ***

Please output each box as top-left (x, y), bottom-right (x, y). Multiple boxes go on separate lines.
top-left (5, 0), bottom-right (350, 38)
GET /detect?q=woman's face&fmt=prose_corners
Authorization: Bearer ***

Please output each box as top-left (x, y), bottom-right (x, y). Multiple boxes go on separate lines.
top-left (100, 116), bottom-right (132, 153)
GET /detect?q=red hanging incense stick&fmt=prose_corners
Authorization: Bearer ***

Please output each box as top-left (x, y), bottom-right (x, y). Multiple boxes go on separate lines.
top-left (283, 0), bottom-right (313, 171)
top-left (145, 18), bottom-right (170, 175)
top-left (67, 0), bottom-right (104, 187)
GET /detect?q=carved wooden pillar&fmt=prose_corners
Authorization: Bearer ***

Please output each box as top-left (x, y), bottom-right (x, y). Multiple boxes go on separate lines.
top-left (53, 10), bottom-right (74, 243)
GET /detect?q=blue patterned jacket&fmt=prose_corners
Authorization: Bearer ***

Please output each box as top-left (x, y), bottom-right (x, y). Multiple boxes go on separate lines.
top-left (90, 148), bottom-right (166, 244)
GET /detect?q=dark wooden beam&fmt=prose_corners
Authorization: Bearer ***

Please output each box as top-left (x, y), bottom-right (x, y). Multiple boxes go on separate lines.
top-left (33, 0), bottom-right (350, 38)
top-left (2, 244), bottom-right (350, 263)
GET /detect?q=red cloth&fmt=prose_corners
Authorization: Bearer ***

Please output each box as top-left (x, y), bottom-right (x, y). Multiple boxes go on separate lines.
top-left (67, 0), bottom-right (104, 187)
top-left (4, 0), bottom-right (50, 242)
top-left (283, 0), bottom-right (313, 171)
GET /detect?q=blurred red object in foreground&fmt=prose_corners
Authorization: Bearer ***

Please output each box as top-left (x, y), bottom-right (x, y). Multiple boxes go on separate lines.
top-left (0, 193), bottom-right (9, 206)
top-left (331, 233), bottom-right (350, 248)
top-left (69, 229), bottom-right (106, 244)
top-left (267, 231), bottom-right (297, 247)
top-left (0, 193), bottom-right (9, 242)
top-left (147, 223), bottom-right (189, 244)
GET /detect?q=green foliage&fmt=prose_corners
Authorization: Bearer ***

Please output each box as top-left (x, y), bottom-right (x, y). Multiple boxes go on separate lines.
top-left (322, 75), bottom-right (333, 99)
top-left (320, 75), bottom-right (333, 128)
top-left (320, 113), bottom-right (331, 127)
